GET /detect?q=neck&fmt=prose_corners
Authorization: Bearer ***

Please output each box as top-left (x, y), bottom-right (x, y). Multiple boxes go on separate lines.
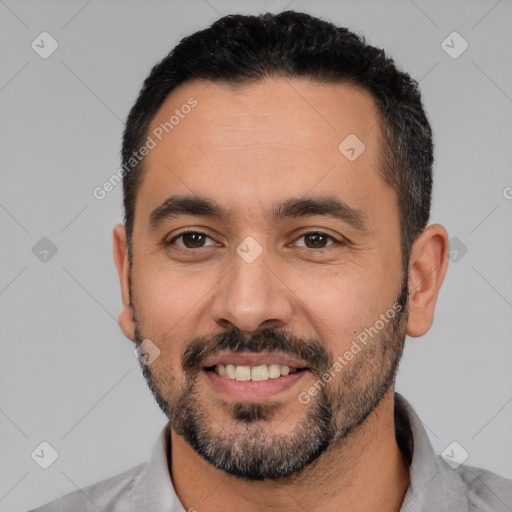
top-left (168, 389), bottom-right (410, 512)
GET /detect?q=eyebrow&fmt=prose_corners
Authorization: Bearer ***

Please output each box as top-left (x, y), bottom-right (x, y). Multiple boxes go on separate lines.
top-left (149, 194), bottom-right (369, 232)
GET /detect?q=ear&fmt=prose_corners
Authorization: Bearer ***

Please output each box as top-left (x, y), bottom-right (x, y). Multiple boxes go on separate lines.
top-left (113, 224), bottom-right (135, 341)
top-left (406, 224), bottom-right (449, 337)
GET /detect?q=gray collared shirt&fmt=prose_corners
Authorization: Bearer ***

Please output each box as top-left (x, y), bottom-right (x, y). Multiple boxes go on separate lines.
top-left (29, 393), bottom-right (512, 511)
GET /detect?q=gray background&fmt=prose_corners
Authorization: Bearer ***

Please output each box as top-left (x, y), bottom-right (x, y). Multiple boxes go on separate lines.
top-left (1, 0), bottom-right (511, 510)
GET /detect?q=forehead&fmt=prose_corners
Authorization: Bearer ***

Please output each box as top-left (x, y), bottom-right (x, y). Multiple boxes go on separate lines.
top-left (138, 77), bottom-right (395, 226)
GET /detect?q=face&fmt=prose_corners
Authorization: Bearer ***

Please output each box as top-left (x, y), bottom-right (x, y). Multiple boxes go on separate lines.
top-left (122, 78), bottom-right (409, 480)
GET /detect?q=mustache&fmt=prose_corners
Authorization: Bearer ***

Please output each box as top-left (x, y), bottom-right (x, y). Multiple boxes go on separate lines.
top-left (182, 328), bottom-right (332, 375)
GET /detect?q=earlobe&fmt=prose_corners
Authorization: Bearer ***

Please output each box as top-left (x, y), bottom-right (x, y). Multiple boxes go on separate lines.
top-left (113, 224), bottom-right (136, 341)
top-left (406, 224), bottom-right (449, 338)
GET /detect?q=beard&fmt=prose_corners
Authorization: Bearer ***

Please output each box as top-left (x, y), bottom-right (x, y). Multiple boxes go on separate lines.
top-left (133, 275), bottom-right (409, 481)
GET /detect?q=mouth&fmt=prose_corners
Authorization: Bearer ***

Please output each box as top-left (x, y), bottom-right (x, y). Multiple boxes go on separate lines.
top-left (204, 363), bottom-right (307, 381)
top-left (201, 352), bottom-right (310, 400)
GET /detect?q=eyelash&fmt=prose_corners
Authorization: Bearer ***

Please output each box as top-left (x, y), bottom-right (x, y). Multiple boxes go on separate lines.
top-left (166, 229), bottom-right (343, 251)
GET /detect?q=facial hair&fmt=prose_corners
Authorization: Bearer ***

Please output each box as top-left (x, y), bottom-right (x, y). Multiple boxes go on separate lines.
top-left (133, 275), bottom-right (409, 481)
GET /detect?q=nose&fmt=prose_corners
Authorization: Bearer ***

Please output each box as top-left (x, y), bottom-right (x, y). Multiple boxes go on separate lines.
top-left (209, 246), bottom-right (294, 333)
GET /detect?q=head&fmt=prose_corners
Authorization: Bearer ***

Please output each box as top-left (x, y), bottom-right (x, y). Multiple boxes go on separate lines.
top-left (113, 11), bottom-right (448, 480)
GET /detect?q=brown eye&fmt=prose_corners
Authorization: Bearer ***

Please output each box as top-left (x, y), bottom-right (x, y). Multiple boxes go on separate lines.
top-left (182, 233), bottom-right (206, 248)
top-left (296, 232), bottom-right (337, 249)
top-left (168, 231), bottom-right (215, 249)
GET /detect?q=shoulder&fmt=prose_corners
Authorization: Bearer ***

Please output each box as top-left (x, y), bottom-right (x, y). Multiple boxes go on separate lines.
top-left (28, 462), bottom-right (148, 512)
top-left (438, 457), bottom-right (512, 512)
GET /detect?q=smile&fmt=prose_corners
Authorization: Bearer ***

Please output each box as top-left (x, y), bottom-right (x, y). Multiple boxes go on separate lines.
top-left (207, 363), bottom-right (305, 381)
top-left (201, 352), bottom-right (310, 400)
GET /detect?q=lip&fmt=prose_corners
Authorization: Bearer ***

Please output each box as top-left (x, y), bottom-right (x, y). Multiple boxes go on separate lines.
top-left (202, 351), bottom-right (309, 370)
top-left (203, 368), bottom-right (308, 401)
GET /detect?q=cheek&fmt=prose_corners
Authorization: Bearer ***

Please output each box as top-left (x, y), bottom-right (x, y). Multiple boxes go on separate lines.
top-left (131, 270), bottom-right (191, 378)
top-left (289, 266), bottom-right (398, 355)
top-left (132, 261), bottom-right (212, 331)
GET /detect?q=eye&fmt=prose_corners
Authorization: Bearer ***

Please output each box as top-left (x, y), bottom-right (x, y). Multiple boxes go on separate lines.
top-left (166, 230), bottom-right (343, 252)
top-left (293, 231), bottom-right (340, 249)
top-left (167, 230), bottom-right (217, 249)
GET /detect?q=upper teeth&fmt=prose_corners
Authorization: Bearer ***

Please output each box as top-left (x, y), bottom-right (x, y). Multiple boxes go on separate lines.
top-left (214, 364), bottom-right (297, 381)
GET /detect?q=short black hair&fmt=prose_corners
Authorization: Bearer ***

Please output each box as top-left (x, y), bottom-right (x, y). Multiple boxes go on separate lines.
top-left (122, 10), bottom-right (433, 267)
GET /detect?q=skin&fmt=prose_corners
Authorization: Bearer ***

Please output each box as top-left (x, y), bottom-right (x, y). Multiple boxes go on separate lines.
top-left (113, 77), bottom-right (449, 511)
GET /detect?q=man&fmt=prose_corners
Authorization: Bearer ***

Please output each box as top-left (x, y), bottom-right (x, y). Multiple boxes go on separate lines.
top-left (31, 10), bottom-right (511, 512)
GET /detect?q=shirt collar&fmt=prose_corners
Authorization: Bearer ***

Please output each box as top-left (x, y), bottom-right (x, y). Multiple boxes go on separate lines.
top-left (132, 393), bottom-right (459, 511)
top-left (394, 392), bottom-right (446, 511)
top-left (131, 422), bottom-right (185, 512)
